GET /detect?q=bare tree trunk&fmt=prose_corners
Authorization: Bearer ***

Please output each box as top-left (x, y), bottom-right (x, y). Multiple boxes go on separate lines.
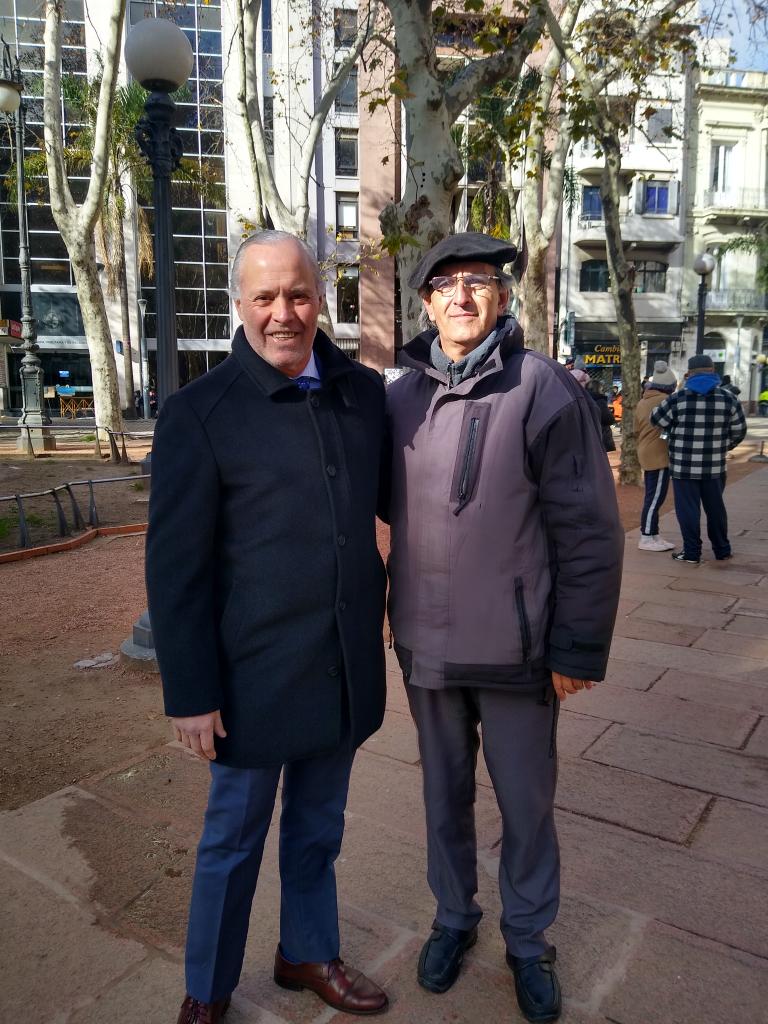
top-left (520, 242), bottom-right (551, 352)
top-left (600, 135), bottom-right (641, 486)
top-left (43, 0), bottom-right (126, 436)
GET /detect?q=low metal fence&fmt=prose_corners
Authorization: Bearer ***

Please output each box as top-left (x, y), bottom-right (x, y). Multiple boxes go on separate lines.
top-left (0, 422), bottom-right (153, 463)
top-left (0, 473), bottom-right (150, 550)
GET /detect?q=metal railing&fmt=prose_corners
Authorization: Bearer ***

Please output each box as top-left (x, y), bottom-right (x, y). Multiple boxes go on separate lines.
top-left (700, 68), bottom-right (768, 90)
top-left (0, 473), bottom-right (150, 551)
top-left (0, 423), bottom-right (153, 463)
top-left (702, 188), bottom-right (768, 211)
top-left (706, 289), bottom-right (768, 311)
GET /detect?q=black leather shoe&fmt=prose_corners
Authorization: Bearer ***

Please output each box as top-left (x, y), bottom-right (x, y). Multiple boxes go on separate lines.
top-left (506, 947), bottom-right (561, 1023)
top-left (417, 923), bottom-right (478, 993)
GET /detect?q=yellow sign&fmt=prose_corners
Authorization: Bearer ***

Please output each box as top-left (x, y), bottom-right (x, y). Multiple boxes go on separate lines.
top-left (583, 344), bottom-right (621, 366)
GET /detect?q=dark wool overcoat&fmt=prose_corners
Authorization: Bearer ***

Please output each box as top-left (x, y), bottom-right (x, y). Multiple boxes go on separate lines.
top-left (145, 327), bottom-right (387, 768)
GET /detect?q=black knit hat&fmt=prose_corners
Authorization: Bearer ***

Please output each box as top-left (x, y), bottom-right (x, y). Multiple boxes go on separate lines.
top-left (688, 354), bottom-right (715, 371)
top-left (407, 232), bottom-right (518, 291)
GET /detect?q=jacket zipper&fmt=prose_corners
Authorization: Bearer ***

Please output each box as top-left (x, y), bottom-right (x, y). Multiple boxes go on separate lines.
top-left (514, 576), bottom-right (532, 663)
top-left (456, 417), bottom-right (479, 511)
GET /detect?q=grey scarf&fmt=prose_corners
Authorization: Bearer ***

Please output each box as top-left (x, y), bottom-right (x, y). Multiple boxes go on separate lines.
top-left (430, 327), bottom-right (500, 387)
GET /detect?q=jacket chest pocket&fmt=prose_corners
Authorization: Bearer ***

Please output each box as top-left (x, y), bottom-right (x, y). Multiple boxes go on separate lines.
top-left (449, 402), bottom-right (491, 515)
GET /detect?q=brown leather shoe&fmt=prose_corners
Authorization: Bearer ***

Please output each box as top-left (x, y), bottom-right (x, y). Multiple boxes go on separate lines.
top-left (176, 995), bottom-right (231, 1024)
top-left (273, 948), bottom-right (388, 1015)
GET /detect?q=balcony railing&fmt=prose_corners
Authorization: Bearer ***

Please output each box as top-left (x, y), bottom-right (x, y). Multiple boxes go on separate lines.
top-left (700, 68), bottom-right (768, 90)
top-left (707, 289), bottom-right (768, 311)
top-left (702, 188), bottom-right (768, 211)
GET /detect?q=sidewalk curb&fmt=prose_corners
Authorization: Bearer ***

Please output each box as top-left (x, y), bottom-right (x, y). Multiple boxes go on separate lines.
top-left (0, 523), bottom-right (147, 565)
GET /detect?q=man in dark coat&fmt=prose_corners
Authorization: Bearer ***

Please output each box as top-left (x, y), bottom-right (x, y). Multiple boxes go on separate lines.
top-left (146, 231), bottom-right (389, 1023)
top-left (384, 233), bottom-right (623, 1024)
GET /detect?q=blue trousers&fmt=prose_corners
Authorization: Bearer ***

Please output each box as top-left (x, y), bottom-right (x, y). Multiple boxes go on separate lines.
top-left (672, 475), bottom-right (730, 560)
top-left (640, 468), bottom-right (670, 536)
top-left (406, 683), bottom-right (559, 959)
top-left (185, 742), bottom-right (354, 1002)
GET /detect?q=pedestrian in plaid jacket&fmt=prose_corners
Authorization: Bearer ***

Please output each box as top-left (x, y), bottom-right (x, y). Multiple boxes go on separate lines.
top-left (650, 354), bottom-right (747, 564)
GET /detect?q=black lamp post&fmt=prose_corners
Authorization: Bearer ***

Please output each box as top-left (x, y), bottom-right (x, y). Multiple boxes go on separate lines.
top-left (124, 19), bottom-right (193, 411)
top-left (694, 252), bottom-right (716, 356)
top-left (0, 38), bottom-right (54, 451)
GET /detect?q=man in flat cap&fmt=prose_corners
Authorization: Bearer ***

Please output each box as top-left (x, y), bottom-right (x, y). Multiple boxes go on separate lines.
top-left (383, 232), bottom-right (623, 1023)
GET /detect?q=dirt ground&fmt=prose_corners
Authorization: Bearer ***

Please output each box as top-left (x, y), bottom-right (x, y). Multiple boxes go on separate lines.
top-left (0, 428), bottom-right (765, 811)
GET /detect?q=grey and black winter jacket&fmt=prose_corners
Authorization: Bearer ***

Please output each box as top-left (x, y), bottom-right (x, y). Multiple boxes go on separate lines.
top-left (384, 316), bottom-right (623, 690)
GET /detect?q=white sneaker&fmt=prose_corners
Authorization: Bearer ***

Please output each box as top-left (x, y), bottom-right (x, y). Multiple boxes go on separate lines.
top-left (638, 535), bottom-right (676, 552)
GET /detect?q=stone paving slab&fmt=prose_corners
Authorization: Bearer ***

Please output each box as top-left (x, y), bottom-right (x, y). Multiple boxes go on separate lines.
top-left (361, 707), bottom-right (420, 764)
top-left (83, 746), bottom-right (210, 833)
top-left (693, 628), bottom-right (768, 661)
top-left (567, 684), bottom-right (756, 747)
top-left (554, 757), bottom-right (709, 842)
top-left (725, 613), bottom-right (768, 637)
top-left (628, 601), bottom-right (732, 629)
top-left (68, 957), bottom-right (186, 1024)
top-left (608, 635), bottom-right (768, 680)
top-left (557, 812), bottom-right (768, 957)
top-left (688, 798), bottom-right (768, 876)
top-left (601, 923), bottom-right (768, 1024)
top-left (0, 859), bottom-right (148, 1024)
top-left (612, 615), bottom-right (706, 647)
top-left (620, 583), bottom-right (739, 613)
top-left (745, 715), bottom-right (768, 757)
top-left (604, 658), bottom-right (665, 690)
top-left (585, 726), bottom-right (768, 806)
top-left (651, 668), bottom-right (768, 714)
top-left (0, 786), bottom-right (193, 915)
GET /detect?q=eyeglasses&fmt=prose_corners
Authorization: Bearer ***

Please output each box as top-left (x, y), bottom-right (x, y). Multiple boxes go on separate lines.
top-left (428, 273), bottom-right (500, 297)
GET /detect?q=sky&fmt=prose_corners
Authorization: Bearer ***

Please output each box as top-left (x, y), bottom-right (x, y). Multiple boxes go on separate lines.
top-left (702, 0), bottom-right (768, 71)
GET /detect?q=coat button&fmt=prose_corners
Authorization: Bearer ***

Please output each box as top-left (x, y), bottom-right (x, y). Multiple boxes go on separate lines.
top-left (337, 534), bottom-right (346, 546)
top-left (310, 395), bottom-right (320, 408)
top-left (327, 666), bottom-right (339, 677)
top-left (338, 600), bottom-right (347, 611)
top-left (326, 464), bottom-right (337, 477)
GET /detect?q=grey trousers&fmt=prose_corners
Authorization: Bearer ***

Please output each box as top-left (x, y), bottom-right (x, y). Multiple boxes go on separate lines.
top-left (406, 683), bottom-right (560, 958)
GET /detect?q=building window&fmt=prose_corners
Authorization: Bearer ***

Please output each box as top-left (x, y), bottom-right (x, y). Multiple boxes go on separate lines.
top-left (646, 107), bottom-right (672, 143)
top-left (262, 0), bottom-right (272, 53)
top-left (336, 193), bottom-right (359, 239)
top-left (334, 7), bottom-right (357, 47)
top-left (335, 128), bottom-right (358, 176)
top-left (337, 266), bottom-right (359, 322)
top-left (581, 185), bottom-right (603, 221)
top-left (579, 260), bottom-right (610, 292)
top-left (644, 181), bottom-right (669, 214)
top-left (633, 261), bottom-right (667, 293)
top-left (264, 96), bottom-right (274, 155)
top-left (711, 142), bottom-right (735, 192)
top-left (334, 63), bottom-right (358, 113)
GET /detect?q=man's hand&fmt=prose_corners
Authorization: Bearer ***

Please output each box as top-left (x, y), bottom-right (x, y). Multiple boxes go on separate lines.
top-left (552, 672), bottom-right (594, 702)
top-left (171, 711), bottom-right (227, 760)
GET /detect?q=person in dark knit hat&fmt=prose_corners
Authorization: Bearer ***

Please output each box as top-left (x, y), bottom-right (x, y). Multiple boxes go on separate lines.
top-left (383, 232), bottom-right (623, 1023)
top-left (650, 354), bottom-right (747, 563)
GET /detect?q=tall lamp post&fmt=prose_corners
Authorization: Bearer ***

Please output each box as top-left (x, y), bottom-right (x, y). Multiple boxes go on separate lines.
top-left (124, 19), bottom-right (193, 411)
top-left (0, 38), bottom-right (54, 451)
top-left (694, 251), bottom-right (716, 356)
top-left (137, 297), bottom-right (150, 420)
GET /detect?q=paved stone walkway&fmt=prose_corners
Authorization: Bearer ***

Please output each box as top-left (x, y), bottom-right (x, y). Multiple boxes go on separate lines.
top-left (1, 466), bottom-right (767, 1024)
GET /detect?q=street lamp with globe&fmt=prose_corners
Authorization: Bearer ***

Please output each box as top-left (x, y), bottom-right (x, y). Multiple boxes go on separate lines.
top-left (124, 18), bottom-right (193, 411)
top-left (693, 251), bottom-right (716, 356)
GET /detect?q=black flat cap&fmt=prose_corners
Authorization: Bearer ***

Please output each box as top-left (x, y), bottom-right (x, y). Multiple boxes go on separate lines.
top-left (407, 232), bottom-right (518, 290)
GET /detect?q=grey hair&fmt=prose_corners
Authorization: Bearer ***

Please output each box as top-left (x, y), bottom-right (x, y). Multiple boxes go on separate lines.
top-left (229, 229), bottom-right (324, 299)
top-left (416, 267), bottom-right (516, 331)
